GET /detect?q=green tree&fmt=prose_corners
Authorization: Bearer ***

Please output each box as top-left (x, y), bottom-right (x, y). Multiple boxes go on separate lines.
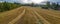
top-left (46, 1), bottom-right (50, 8)
top-left (0, 1), bottom-right (21, 12)
top-left (31, 2), bottom-right (34, 7)
top-left (3, 2), bottom-right (10, 11)
top-left (51, 2), bottom-right (59, 10)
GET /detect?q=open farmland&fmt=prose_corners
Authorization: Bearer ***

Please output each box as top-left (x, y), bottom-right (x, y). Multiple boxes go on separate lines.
top-left (0, 6), bottom-right (60, 24)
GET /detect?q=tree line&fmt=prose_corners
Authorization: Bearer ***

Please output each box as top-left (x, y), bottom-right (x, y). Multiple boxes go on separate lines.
top-left (22, 1), bottom-right (60, 10)
top-left (41, 1), bottom-right (60, 10)
top-left (0, 1), bottom-right (60, 12)
top-left (0, 1), bottom-right (21, 12)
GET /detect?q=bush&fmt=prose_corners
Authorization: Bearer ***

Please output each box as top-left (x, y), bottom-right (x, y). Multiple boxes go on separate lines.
top-left (0, 2), bottom-right (21, 12)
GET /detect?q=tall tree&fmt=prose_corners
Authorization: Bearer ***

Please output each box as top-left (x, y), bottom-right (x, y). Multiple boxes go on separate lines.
top-left (31, 2), bottom-right (34, 7)
top-left (46, 1), bottom-right (50, 8)
top-left (51, 2), bottom-right (59, 10)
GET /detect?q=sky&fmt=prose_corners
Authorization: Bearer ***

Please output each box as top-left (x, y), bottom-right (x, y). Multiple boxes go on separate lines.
top-left (0, 0), bottom-right (60, 3)
top-left (0, 0), bottom-right (47, 3)
top-left (49, 0), bottom-right (60, 2)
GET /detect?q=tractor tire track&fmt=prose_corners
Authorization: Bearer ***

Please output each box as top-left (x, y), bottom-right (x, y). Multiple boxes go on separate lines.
top-left (31, 8), bottom-right (51, 24)
top-left (33, 8), bottom-right (60, 24)
top-left (5, 6), bottom-right (60, 24)
top-left (8, 8), bottom-right (25, 24)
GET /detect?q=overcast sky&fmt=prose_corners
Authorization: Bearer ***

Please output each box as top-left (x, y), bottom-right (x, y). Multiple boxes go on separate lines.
top-left (0, 0), bottom-right (60, 3)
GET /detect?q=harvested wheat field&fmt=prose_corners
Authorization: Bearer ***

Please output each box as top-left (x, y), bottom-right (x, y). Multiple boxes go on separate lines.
top-left (0, 6), bottom-right (60, 24)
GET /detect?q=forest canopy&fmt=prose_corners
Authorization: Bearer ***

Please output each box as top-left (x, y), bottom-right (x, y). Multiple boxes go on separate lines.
top-left (0, 1), bottom-right (21, 12)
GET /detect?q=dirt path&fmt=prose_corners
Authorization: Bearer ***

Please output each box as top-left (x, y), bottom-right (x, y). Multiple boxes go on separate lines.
top-left (8, 8), bottom-right (25, 24)
top-left (1, 6), bottom-right (60, 24)
top-left (31, 8), bottom-right (51, 24)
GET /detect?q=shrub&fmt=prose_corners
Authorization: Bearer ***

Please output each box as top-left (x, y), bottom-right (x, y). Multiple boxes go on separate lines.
top-left (0, 2), bottom-right (21, 12)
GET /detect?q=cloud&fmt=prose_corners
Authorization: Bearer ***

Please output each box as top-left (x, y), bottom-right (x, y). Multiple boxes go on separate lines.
top-left (0, 0), bottom-right (48, 4)
top-left (17, 0), bottom-right (48, 4)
